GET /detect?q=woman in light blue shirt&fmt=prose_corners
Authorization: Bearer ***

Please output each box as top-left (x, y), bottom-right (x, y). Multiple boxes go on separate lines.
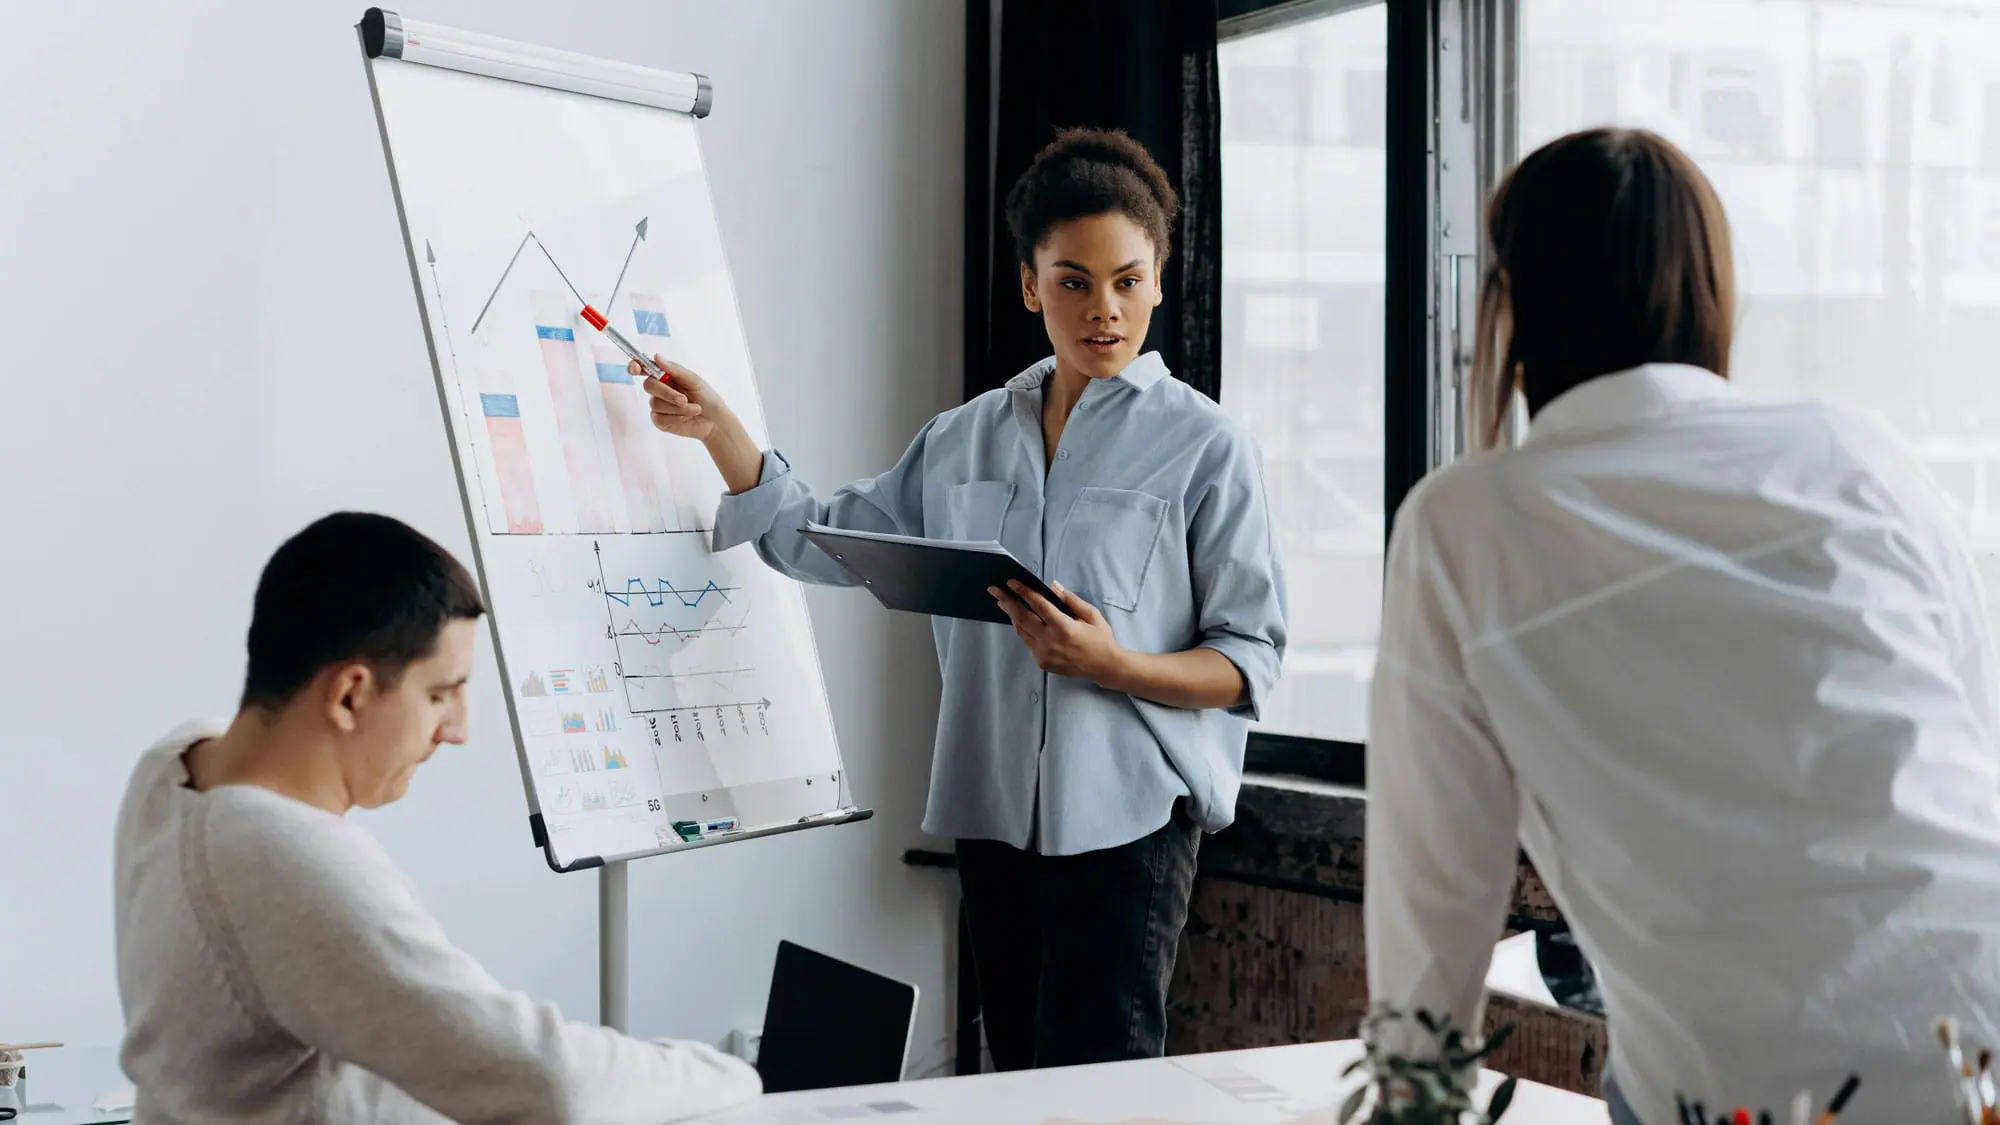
top-left (635, 129), bottom-right (1287, 1070)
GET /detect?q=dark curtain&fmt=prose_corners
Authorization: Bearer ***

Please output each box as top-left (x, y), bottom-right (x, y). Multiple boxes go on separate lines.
top-left (964, 0), bottom-right (1222, 403)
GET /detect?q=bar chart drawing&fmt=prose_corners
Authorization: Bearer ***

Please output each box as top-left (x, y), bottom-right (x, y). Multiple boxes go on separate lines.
top-left (532, 291), bottom-right (618, 533)
top-left (425, 223), bottom-right (714, 539)
top-left (592, 344), bottom-right (674, 534)
top-left (377, 70), bottom-right (857, 867)
top-left (477, 368), bottom-right (545, 533)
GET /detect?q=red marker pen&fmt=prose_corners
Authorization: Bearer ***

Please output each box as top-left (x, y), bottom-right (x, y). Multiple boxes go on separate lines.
top-left (579, 305), bottom-right (668, 383)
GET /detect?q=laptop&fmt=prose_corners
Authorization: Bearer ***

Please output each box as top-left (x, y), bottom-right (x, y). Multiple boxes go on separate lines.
top-left (756, 940), bottom-right (920, 1093)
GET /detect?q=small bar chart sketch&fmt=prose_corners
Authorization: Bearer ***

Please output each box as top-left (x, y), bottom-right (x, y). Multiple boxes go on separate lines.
top-left (425, 220), bottom-right (706, 538)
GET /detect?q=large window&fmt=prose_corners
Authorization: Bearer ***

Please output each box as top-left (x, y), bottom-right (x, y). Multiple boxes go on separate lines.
top-left (1522, 0), bottom-right (2000, 632)
top-left (1219, 2), bottom-right (1389, 746)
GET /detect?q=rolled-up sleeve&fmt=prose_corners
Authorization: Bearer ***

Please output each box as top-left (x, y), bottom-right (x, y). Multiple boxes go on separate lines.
top-left (710, 419), bottom-right (935, 588)
top-left (1188, 436), bottom-right (1289, 719)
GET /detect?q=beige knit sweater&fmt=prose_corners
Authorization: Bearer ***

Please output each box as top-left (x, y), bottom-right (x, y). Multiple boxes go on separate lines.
top-left (113, 721), bottom-right (761, 1125)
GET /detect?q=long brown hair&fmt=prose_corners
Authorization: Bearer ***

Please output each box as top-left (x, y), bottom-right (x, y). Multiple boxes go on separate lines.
top-left (1473, 128), bottom-right (1736, 447)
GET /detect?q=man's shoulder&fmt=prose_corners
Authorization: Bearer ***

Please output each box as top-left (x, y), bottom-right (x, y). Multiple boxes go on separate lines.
top-left (198, 786), bottom-right (384, 882)
top-left (116, 720), bottom-right (227, 852)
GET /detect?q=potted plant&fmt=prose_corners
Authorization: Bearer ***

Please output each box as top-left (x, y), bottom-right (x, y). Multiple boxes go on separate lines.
top-left (1338, 1008), bottom-right (1519, 1125)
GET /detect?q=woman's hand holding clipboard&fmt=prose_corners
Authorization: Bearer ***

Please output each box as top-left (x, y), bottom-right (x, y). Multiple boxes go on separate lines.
top-left (988, 578), bottom-right (1121, 680)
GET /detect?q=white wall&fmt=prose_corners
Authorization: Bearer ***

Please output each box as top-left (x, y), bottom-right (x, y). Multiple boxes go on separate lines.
top-left (0, 0), bottom-right (965, 1072)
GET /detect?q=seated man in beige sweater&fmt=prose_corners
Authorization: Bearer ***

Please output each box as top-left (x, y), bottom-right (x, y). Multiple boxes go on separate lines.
top-left (113, 512), bottom-right (761, 1125)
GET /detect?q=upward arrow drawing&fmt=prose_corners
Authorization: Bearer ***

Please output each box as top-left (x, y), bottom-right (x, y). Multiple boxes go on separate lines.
top-left (606, 217), bottom-right (648, 314)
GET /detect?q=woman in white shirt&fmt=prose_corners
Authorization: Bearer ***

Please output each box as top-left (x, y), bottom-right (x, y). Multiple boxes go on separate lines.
top-left (1365, 126), bottom-right (2000, 1125)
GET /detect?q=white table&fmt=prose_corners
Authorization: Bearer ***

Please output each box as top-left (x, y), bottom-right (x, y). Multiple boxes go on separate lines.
top-left (1487, 931), bottom-right (1563, 1011)
top-left (695, 1039), bottom-right (1608, 1125)
top-left (16, 1038), bottom-right (1608, 1124)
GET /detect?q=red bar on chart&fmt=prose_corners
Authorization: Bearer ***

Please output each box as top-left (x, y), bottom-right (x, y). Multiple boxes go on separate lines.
top-left (532, 292), bottom-right (615, 532)
top-left (630, 294), bottom-right (705, 530)
top-left (476, 369), bottom-right (544, 534)
top-left (593, 345), bottom-right (669, 533)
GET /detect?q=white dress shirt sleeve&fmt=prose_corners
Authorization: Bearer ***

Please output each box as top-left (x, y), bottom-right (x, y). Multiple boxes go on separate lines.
top-left (1365, 484), bottom-right (1522, 1054)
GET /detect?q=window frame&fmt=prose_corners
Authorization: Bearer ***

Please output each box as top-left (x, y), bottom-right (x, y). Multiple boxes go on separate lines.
top-left (1222, 0), bottom-right (1510, 785)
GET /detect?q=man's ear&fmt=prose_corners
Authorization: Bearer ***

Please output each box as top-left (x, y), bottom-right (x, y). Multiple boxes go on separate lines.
top-left (1020, 262), bottom-right (1042, 313)
top-left (1152, 257), bottom-right (1167, 307)
top-left (321, 664), bottom-right (374, 733)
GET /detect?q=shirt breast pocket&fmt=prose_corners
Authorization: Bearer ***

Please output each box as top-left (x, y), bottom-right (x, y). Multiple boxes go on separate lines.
top-left (942, 480), bottom-right (1015, 541)
top-left (1061, 487), bottom-right (1169, 612)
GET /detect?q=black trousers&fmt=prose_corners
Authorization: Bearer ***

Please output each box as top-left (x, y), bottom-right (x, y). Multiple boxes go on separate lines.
top-left (955, 807), bottom-right (1201, 1071)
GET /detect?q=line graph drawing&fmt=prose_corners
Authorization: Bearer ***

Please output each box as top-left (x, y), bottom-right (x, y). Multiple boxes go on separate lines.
top-left (591, 541), bottom-right (770, 718)
top-left (607, 777), bottom-right (641, 809)
top-left (518, 704), bottom-right (563, 738)
top-left (606, 577), bottom-right (737, 609)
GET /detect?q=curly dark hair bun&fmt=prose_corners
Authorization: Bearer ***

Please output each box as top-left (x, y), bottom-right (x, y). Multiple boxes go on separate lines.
top-left (1004, 127), bottom-right (1179, 268)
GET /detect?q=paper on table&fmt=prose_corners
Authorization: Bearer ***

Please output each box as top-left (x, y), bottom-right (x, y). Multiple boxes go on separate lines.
top-left (94, 1083), bottom-right (137, 1112)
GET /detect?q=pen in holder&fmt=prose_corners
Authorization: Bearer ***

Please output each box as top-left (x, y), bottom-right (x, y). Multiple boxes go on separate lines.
top-left (0, 1042), bottom-right (64, 1118)
top-left (1933, 1015), bottom-right (1999, 1125)
top-left (1670, 1071), bottom-right (1860, 1125)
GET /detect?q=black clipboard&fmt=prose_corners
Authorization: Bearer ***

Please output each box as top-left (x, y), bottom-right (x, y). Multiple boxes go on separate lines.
top-left (802, 523), bottom-right (1072, 625)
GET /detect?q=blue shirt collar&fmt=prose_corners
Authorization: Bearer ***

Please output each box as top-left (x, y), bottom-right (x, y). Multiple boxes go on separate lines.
top-left (1005, 351), bottom-right (1170, 394)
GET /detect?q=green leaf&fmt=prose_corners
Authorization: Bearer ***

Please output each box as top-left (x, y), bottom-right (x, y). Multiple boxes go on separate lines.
top-left (1339, 1085), bottom-right (1369, 1124)
top-left (1486, 1076), bottom-right (1518, 1122)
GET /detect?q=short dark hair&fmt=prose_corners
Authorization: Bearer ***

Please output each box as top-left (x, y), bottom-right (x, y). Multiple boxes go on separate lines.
top-left (241, 512), bottom-right (486, 709)
top-left (1004, 127), bottom-right (1179, 268)
top-left (1474, 127), bottom-right (1736, 445)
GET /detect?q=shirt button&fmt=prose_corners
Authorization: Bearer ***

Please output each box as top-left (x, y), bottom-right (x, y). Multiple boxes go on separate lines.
top-left (1056, 450), bottom-right (1071, 461)
top-left (1078, 402), bottom-right (1090, 410)
top-left (1030, 691), bottom-right (1041, 703)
